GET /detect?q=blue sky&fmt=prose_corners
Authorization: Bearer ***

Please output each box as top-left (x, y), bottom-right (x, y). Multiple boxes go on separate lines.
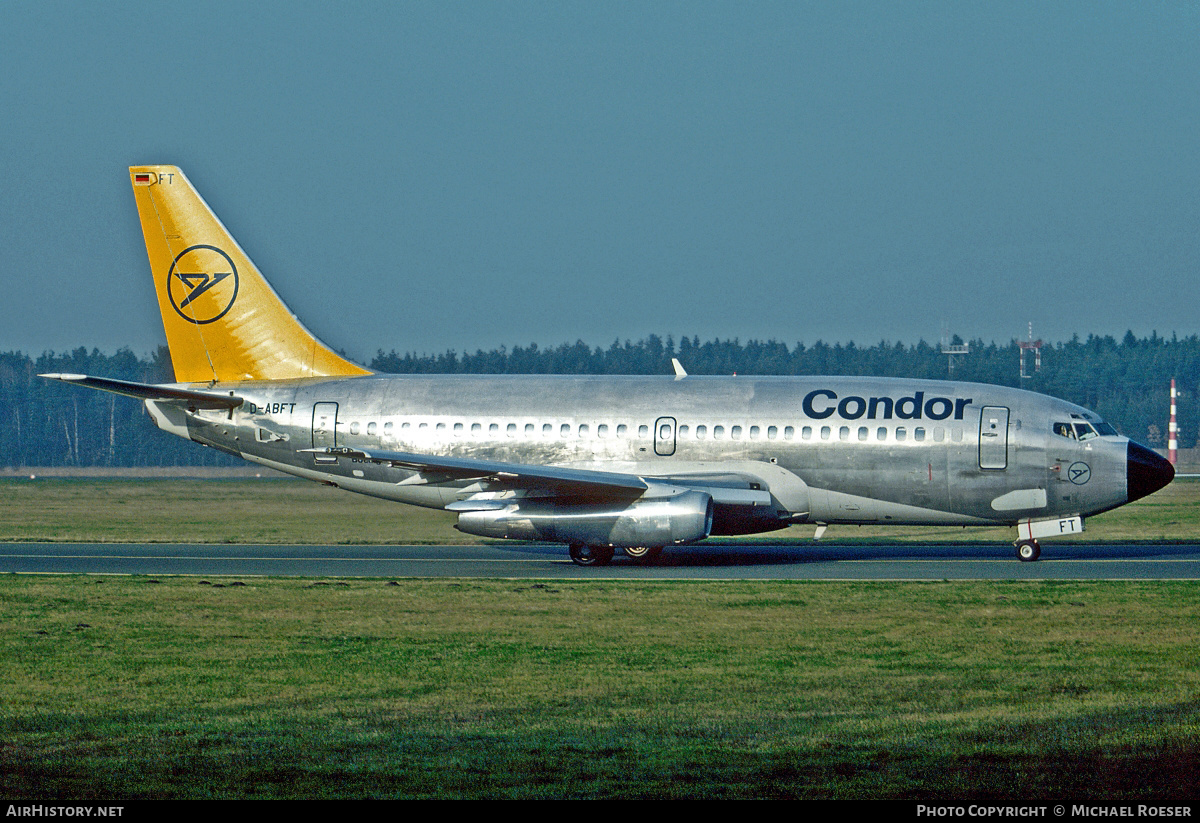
top-left (2, 2), bottom-right (1198, 364)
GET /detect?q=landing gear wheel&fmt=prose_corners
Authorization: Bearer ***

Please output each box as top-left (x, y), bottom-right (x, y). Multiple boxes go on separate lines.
top-left (1015, 539), bottom-right (1041, 562)
top-left (569, 544), bottom-right (615, 567)
top-left (623, 545), bottom-right (663, 563)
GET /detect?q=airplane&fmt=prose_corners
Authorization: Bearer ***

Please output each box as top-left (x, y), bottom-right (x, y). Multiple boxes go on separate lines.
top-left (42, 165), bottom-right (1175, 566)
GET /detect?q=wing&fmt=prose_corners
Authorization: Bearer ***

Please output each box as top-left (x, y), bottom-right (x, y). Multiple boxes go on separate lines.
top-left (303, 445), bottom-right (647, 500)
top-left (302, 446), bottom-right (772, 507)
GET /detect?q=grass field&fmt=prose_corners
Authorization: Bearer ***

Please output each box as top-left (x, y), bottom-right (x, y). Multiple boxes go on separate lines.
top-left (0, 478), bottom-right (1196, 799)
top-left (1, 577), bottom-right (1198, 799)
top-left (1, 475), bottom-right (1198, 545)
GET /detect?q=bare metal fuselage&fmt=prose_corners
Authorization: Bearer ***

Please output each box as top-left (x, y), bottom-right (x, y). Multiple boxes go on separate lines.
top-left (146, 372), bottom-right (1132, 534)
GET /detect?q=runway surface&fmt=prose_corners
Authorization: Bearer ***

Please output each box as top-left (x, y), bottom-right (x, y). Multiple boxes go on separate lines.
top-left (3, 542), bottom-right (1200, 579)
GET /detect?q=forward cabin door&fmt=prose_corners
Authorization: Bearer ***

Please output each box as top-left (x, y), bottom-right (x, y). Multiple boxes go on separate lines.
top-left (979, 406), bottom-right (1010, 470)
top-left (312, 402), bottom-right (339, 464)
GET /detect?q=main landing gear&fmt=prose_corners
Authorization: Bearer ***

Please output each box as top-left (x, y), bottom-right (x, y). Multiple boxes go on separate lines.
top-left (568, 544), bottom-right (614, 566)
top-left (621, 545), bottom-right (663, 563)
top-left (1015, 539), bottom-right (1041, 562)
top-left (568, 544), bottom-right (663, 566)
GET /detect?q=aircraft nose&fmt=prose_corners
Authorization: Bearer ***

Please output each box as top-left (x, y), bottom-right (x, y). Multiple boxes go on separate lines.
top-left (1127, 441), bottom-right (1174, 502)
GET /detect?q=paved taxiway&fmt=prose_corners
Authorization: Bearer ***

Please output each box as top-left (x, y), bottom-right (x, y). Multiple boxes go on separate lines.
top-left (3, 542), bottom-right (1200, 579)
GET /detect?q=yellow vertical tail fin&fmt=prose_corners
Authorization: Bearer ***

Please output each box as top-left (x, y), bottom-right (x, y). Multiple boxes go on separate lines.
top-left (130, 165), bottom-right (371, 383)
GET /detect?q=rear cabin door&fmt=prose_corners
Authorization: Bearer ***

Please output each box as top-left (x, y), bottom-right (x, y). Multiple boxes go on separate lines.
top-left (312, 402), bottom-right (339, 464)
top-left (979, 406), bottom-right (1010, 470)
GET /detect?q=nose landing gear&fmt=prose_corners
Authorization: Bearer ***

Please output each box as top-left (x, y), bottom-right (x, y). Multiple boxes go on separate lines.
top-left (1015, 539), bottom-right (1041, 562)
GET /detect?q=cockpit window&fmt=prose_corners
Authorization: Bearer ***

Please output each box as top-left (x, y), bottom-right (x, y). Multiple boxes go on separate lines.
top-left (1057, 416), bottom-right (1117, 439)
top-left (1081, 413), bottom-right (1118, 436)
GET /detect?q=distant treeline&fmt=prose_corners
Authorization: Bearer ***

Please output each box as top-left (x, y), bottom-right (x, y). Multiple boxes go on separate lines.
top-left (3, 331), bottom-right (1195, 467)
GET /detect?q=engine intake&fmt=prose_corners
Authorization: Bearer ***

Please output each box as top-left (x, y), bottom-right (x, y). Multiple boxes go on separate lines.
top-left (455, 491), bottom-right (714, 548)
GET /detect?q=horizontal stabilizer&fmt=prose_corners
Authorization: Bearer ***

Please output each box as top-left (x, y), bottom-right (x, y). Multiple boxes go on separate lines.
top-left (39, 373), bottom-right (243, 410)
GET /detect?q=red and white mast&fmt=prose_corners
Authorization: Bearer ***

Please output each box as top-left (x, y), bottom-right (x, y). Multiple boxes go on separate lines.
top-left (1169, 379), bottom-right (1178, 465)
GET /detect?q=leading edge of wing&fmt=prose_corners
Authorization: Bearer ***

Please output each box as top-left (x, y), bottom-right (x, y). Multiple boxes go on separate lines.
top-left (301, 446), bottom-right (650, 497)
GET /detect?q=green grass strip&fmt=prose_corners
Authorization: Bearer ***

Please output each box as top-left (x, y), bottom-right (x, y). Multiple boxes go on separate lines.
top-left (1, 577), bottom-right (1196, 799)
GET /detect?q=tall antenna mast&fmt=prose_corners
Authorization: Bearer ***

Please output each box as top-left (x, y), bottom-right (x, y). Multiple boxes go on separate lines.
top-left (1169, 379), bottom-right (1178, 465)
top-left (1018, 322), bottom-right (1043, 380)
top-left (940, 321), bottom-right (969, 375)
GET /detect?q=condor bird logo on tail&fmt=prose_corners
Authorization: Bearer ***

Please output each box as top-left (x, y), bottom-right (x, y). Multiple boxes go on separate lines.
top-left (167, 245), bottom-right (239, 324)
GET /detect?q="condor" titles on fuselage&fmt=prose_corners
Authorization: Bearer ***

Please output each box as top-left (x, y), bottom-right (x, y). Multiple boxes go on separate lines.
top-left (801, 389), bottom-right (974, 421)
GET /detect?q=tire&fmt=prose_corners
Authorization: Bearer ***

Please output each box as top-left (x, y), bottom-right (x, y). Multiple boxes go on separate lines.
top-left (1016, 540), bottom-right (1041, 562)
top-left (623, 545), bottom-right (663, 562)
top-left (569, 544), bottom-right (615, 566)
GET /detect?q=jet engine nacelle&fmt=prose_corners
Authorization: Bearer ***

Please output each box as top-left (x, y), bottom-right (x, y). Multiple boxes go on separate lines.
top-left (455, 490), bottom-right (714, 548)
